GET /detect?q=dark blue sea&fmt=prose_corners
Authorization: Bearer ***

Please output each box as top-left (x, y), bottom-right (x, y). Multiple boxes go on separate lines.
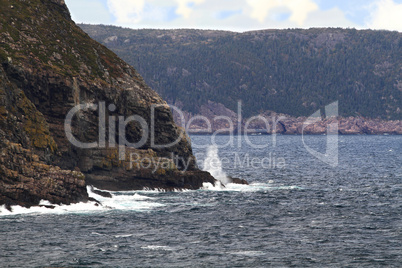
top-left (1, 135), bottom-right (401, 267)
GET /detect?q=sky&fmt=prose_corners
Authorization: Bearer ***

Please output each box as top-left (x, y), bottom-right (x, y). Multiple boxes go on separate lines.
top-left (64, 0), bottom-right (402, 32)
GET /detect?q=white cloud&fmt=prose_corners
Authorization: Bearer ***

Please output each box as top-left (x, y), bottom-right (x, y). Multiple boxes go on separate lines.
top-left (107, 0), bottom-right (145, 24)
top-left (287, 0), bottom-right (319, 26)
top-left (83, 0), bottom-right (365, 32)
top-left (246, 0), bottom-right (319, 26)
top-left (106, 0), bottom-right (207, 25)
top-left (367, 0), bottom-right (402, 31)
top-left (175, 0), bottom-right (205, 19)
top-left (304, 7), bottom-right (360, 29)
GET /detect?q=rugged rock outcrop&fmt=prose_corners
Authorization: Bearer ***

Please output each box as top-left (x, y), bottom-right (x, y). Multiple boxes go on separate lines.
top-left (0, 0), bottom-right (216, 208)
top-left (229, 177), bottom-right (249, 185)
top-left (0, 60), bottom-right (87, 209)
top-left (174, 102), bottom-right (402, 135)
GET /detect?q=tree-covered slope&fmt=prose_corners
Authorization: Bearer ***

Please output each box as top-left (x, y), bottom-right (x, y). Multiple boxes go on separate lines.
top-left (80, 25), bottom-right (401, 120)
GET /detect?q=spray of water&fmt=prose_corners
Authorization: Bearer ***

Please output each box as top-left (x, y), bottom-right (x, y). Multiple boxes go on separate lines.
top-left (203, 145), bottom-right (231, 185)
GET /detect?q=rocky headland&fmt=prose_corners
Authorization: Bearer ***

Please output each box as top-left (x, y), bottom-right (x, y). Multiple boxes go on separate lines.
top-left (0, 0), bottom-right (216, 209)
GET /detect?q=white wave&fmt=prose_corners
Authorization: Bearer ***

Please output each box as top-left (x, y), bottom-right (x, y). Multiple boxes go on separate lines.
top-left (99, 244), bottom-right (119, 252)
top-left (141, 245), bottom-right (174, 251)
top-left (200, 181), bottom-right (226, 191)
top-left (0, 186), bottom-right (164, 216)
top-left (203, 145), bottom-right (231, 185)
top-left (230, 251), bottom-right (265, 256)
top-left (86, 186), bottom-right (165, 211)
top-left (0, 199), bottom-right (104, 216)
top-left (201, 182), bottom-right (302, 192)
top-left (138, 188), bottom-right (192, 193)
top-left (0, 182), bottom-right (302, 216)
top-left (91, 232), bottom-right (105, 236)
top-left (114, 234), bottom-right (133, 238)
top-left (132, 193), bottom-right (154, 200)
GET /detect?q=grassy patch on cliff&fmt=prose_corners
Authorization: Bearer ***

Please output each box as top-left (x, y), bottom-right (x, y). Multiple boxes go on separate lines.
top-left (0, 0), bottom-right (125, 81)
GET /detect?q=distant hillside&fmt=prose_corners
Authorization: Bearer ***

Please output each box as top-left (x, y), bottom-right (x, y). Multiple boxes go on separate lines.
top-left (80, 25), bottom-right (402, 120)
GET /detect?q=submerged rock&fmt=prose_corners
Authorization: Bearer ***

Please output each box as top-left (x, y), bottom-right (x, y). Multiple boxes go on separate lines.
top-left (88, 186), bottom-right (113, 198)
top-left (229, 177), bottom-right (249, 185)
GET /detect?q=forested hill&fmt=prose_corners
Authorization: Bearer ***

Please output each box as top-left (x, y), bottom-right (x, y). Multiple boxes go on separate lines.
top-left (80, 24), bottom-right (402, 120)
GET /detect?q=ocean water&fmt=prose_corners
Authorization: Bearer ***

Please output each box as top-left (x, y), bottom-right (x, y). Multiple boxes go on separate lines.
top-left (0, 135), bottom-right (401, 267)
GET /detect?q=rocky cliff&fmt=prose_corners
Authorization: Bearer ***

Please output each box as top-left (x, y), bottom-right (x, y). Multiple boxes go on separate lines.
top-left (0, 0), bottom-right (215, 208)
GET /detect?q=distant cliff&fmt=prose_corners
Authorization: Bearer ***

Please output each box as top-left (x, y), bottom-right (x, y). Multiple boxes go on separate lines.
top-left (80, 25), bottom-right (402, 123)
top-left (171, 101), bottom-right (402, 135)
top-left (0, 0), bottom-right (215, 209)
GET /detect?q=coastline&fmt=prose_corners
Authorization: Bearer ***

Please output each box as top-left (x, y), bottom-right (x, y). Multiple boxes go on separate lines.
top-left (181, 116), bottom-right (402, 135)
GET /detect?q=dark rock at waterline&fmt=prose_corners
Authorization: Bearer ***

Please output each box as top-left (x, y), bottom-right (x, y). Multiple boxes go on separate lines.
top-left (93, 190), bottom-right (112, 198)
top-left (229, 177), bottom-right (249, 185)
top-left (86, 170), bottom-right (216, 191)
top-left (39, 205), bottom-right (56, 209)
top-left (89, 186), bottom-right (113, 198)
top-left (88, 197), bottom-right (101, 206)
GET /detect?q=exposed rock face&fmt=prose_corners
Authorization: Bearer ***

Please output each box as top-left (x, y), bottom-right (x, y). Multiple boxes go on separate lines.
top-left (173, 100), bottom-right (239, 133)
top-left (270, 116), bottom-right (402, 135)
top-left (0, 0), bottom-right (215, 208)
top-left (176, 102), bottom-right (402, 135)
top-left (0, 62), bottom-right (87, 209)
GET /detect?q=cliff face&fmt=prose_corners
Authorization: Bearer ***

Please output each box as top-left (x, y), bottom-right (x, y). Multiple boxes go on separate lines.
top-left (0, 0), bottom-right (215, 208)
top-left (0, 63), bottom-right (87, 209)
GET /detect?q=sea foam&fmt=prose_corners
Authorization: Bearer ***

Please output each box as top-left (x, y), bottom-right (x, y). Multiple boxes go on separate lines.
top-left (203, 145), bottom-right (231, 185)
top-left (0, 186), bottom-right (163, 216)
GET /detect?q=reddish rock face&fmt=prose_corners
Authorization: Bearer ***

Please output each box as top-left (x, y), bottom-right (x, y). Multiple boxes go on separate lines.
top-left (0, 0), bottom-right (216, 209)
top-left (175, 101), bottom-right (402, 135)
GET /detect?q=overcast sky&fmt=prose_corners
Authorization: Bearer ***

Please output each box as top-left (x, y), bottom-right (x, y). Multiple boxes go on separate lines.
top-left (65, 0), bottom-right (402, 32)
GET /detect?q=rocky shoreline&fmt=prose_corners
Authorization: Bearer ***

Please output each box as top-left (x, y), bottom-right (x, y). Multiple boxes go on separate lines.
top-left (173, 101), bottom-right (401, 135)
